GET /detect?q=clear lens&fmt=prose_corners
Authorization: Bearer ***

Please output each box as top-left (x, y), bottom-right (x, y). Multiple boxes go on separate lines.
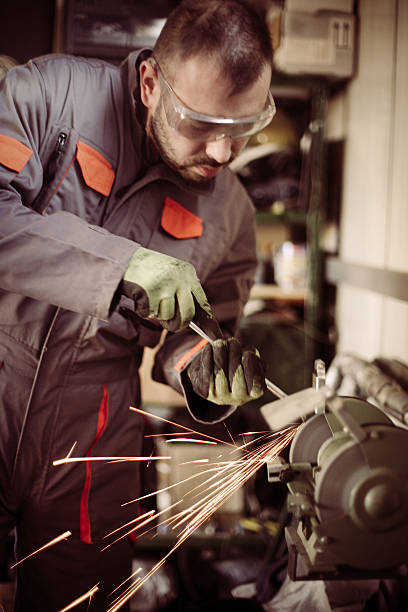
top-left (174, 113), bottom-right (274, 141)
top-left (157, 66), bottom-right (275, 141)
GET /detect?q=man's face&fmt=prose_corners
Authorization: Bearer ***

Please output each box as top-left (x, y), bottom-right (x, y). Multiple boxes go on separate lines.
top-left (141, 55), bottom-right (272, 185)
top-left (148, 102), bottom-right (241, 185)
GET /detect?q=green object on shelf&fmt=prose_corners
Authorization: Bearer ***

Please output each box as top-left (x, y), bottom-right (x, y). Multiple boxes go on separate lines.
top-left (255, 210), bottom-right (307, 225)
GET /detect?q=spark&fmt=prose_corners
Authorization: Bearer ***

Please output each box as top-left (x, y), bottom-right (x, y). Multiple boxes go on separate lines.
top-left (243, 430), bottom-right (273, 435)
top-left (165, 438), bottom-right (217, 445)
top-left (66, 441), bottom-right (77, 458)
top-left (146, 449), bottom-right (154, 468)
top-left (53, 456), bottom-right (171, 466)
top-left (144, 432), bottom-right (196, 438)
top-left (10, 531), bottom-right (72, 569)
top-left (58, 583), bottom-right (99, 611)
top-left (223, 421), bottom-right (235, 445)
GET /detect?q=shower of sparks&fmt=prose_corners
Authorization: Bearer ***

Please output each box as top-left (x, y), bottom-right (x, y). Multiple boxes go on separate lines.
top-left (102, 407), bottom-right (300, 611)
top-left (120, 465), bottom-right (224, 508)
top-left (45, 405), bottom-right (298, 611)
top-left (10, 531), bottom-right (72, 569)
top-left (129, 406), bottom-right (236, 446)
top-left (101, 499), bottom-right (184, 551)
top-left (58, 583), bottom-right (99, 612)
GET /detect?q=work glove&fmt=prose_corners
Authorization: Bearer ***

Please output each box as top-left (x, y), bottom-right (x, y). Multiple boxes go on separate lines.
top-left (122, 247), bottom-right (213, 332)
top-left (187, 337), bottom-right (267, 406)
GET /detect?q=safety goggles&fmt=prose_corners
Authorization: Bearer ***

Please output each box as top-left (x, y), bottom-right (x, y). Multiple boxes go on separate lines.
top-left (152, 58), bottom-right (276, 141)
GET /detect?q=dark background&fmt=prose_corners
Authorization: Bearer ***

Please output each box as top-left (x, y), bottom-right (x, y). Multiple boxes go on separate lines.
top-left (1, 0), bottom-right (56, 63)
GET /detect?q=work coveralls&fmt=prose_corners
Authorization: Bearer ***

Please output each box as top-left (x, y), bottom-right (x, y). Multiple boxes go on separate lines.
top-left (0, 50), bottom-right (258, 610)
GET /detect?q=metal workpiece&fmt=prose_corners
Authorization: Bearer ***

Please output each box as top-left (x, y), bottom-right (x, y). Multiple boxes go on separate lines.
top-left (260, 385), bottom-right (333, 431)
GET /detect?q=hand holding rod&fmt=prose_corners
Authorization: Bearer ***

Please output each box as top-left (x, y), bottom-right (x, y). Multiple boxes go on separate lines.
top-left (188, 321), bottom-right (287, 400)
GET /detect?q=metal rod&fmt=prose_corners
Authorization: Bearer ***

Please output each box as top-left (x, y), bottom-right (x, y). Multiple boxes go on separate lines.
top-left (188, 321), bottom-right (215, 345)
top-left (188, 322), bottom-right (287, 400)
top-left (265, 378), bottom-right (287, 399)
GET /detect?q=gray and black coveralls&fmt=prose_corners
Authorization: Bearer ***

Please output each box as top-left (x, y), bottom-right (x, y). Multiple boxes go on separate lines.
top-left (0, 50), bottom-right (257, 610)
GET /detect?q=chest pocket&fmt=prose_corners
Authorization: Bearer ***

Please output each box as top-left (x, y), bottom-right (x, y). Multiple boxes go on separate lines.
top-left (161, 197), bottom-right (203, 239)
top-left (150, 193), bottom-right (227, 283)
top-left (76, 140), bottom-right (115, 197)
top-left (32, 130), bottom-right (115, 224)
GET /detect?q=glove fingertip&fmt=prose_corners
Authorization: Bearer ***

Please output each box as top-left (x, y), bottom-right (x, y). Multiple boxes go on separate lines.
top-left (250, 378), bottom-right (267, 398)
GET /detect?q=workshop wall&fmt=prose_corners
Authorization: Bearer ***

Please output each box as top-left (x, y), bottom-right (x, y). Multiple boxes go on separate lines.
top-left (327, 0), bottom-right (408, 362)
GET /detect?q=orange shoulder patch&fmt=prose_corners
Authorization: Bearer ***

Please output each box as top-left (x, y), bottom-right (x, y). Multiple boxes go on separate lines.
top-left (0, 133), bottom-right (33, 173)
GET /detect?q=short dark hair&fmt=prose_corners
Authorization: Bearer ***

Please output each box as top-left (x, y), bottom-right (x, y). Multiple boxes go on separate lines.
top-left (153, 0), bottom-right (273, 93)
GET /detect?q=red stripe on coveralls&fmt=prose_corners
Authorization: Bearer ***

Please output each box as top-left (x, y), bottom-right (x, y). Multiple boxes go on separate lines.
top-left (80, 385), bottom-right (109, 544)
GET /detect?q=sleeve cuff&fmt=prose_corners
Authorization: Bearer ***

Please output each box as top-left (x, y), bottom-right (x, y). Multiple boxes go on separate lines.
top-left (152, 332), bottom-right (238, 424)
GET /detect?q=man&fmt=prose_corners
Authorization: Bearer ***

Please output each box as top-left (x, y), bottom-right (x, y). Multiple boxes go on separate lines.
top-left (0, 0), bottom-right (274, 609)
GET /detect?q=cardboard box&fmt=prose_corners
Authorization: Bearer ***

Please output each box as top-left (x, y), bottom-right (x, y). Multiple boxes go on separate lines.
top-left (273, 10), bottom-right (355, 79)
top-left (285, 0), bottom-right (354, 13)
top-left (156, 439), bottom-right (245, 530)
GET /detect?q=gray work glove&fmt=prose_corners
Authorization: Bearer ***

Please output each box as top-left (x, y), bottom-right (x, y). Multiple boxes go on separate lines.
top-left (122, 247), bottom-right (213, 332)
top-left (187, 337), bottom-right (267, 406)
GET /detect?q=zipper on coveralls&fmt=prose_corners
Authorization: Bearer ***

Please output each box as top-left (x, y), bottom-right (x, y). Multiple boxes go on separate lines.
top-left (56, 131), bottom-right (67, 150)
top-left (45, 132), bottom-right (67, 181)
top-left (12, 307), bottom-right (61, 482)
top-left (41, 131), bottom-right (74, 214)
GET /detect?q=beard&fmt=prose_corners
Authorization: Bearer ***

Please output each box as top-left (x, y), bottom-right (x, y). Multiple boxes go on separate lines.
top-left (147, 103), bottom-right (233, 187)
